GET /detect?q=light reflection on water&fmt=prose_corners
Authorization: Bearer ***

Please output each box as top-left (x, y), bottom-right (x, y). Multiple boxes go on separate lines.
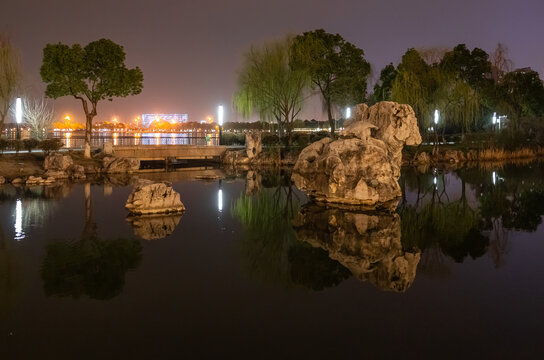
top-left (13, 199), bottom-right (24, 241)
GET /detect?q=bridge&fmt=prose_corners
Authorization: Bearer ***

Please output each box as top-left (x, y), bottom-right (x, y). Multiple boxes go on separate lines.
top-left (111, 145), bottom-right (227, 161)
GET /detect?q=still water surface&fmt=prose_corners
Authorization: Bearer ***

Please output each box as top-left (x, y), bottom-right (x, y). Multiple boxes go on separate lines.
top-left (0, 163), bottom-right (543, 358)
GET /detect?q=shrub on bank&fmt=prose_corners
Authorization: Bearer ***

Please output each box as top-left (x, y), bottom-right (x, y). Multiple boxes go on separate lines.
top-left (23, 138), bottom-right (40, 153)
top-left (40, 138), bottom-right (64, 154)
top-left (10, 139), bottom-right (23, 154)
top-left (221, 133), bottom-right (245, 146)
top-left (0, 137), bottom-right (8, 154)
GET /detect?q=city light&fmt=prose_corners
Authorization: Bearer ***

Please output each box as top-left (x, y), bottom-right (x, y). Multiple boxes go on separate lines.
top-left (345, 107), bottom-right (351, 119)
top-left (434, 109), bottom-right (439, 125)
top-left (15, 97), bottom-right (22, 124)
top-left (492, 112), bottom-right (497, 125)
top-left (218, 104), bottom-right (224, 126)
top-left (64, 115), bottom-right (71, 121)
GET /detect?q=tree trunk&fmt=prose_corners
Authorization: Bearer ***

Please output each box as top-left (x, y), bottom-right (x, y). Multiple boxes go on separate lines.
top-left (326, 98), bottom-right (335, 138)
top-left (84, 114), bottom-right (93, 158)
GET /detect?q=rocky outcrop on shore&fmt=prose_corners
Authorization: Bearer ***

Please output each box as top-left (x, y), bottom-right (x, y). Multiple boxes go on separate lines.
top-left (125, 180), bottom-right (185, 215)
top-left (292, 101), bottom-right (422, 210)
top-left (103, 156), bottom-right (140, 173)
top-left (293, 203), bottom-right (420, 292)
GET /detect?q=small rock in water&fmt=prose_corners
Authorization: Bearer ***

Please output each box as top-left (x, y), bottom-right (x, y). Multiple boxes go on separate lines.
top-left (125, 181), bottom-right (185, 215)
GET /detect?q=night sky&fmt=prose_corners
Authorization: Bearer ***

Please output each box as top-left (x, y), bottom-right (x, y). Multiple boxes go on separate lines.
top-left (2, 0), bottom-right (543, 124)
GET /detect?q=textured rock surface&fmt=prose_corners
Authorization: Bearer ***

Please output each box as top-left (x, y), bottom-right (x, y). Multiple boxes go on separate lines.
top-left (125, 181), bottom-right (185, 215)
top-left (127, 214), bottom-right (182, 240)
top-left (103, 156), bottom-right (140, 173)
top-left (293, 203), bottom-right (420, 292)
top-left (246, 132), bottom-right (263, 159)
top-left (44, 170), bottom-right (69, 179)
top-left (0, 176), bottom-right (5, 184)
top-left (292, 101), bottom-right (422, 209)
top-left (44, 153), bottom-right (73, 171)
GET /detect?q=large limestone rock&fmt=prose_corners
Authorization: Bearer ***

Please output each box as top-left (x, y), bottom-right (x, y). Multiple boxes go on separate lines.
top-left (127, 214), bottom-right (182, 240)
top-left (245, 132), bottom-right (262, 159)
top-left (103, 156), bottom-right (140, 173)
top-left (292, 101), bottom-right (422, 209)
top-left (293, 203), bottom-right (420, 292)
top-left (125, 181), bottom-right (185, 215)
top-left (44, 153), bottom-right (73, 171)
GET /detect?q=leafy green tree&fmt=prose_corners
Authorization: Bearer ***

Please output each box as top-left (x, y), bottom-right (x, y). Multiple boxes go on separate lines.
top-left (233, 37), bottom-right (308, 145)
top-left (496, 69), bottom-right (544, 124)
top-left (440, 44), bottom-right (492, 90)
top-left (373, 63), bottom-right (397, 102)
top-left (291, 29), bottom-right (371, 137)
top-left (40, 39), bottom-right (143, 158)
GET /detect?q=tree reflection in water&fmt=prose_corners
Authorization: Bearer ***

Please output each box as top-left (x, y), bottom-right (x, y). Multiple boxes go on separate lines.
top-left (400, 162), bottom-right (544, 271)
top-left (233, 170), bottom-right (351, 290)
top-left (41, 183), bottom-right (142, 300)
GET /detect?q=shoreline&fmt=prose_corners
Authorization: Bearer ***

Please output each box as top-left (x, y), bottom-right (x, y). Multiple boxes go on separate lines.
top-left (1, 144), bottom-right (543, 185)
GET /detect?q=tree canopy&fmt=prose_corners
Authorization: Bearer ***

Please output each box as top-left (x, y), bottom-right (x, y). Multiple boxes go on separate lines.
top-left (40, 38), bottom-right (143, 157)
top-left (291, 29), bottom-right (370, 136)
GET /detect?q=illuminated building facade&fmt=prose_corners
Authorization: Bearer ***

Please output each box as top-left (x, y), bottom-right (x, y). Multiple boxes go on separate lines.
top-left (141, 114), bottom-right (188, 128)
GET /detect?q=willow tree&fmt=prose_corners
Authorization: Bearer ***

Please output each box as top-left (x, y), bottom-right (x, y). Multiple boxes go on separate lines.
top-left (392, 48), bottom-right (481, 138)
top-left (233, 37), bottom-right (309, 145)
top-left (291, 29), bottom-right (370, 137)
top-left (40, 39), bottom-right (143, 158)
top-left (0, 36), bottom-right (21, 130)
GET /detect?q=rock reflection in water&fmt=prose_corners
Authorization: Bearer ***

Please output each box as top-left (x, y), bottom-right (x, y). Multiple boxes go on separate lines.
top-left (126, 214), bottom-right (182, 240)
top-left (293, 204), bottom-right (420, 292)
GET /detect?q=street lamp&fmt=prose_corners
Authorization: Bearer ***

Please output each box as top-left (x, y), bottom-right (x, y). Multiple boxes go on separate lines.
top-left (345, 107), bottom-right (351, 120)
top-left (217, 104), bottom-right (224, 145)
top-left (15, 97), bottom-right (22, 140)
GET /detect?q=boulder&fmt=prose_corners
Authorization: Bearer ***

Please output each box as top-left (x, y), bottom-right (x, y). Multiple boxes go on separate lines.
top-left (44, 170), bottom-right (69, 179)
top-left (245, 132), bottom-right (262, 159)
top-left (293, 203), bottom-right (420, 292)
top-left (103, 156), bottom-right (140, 173)
top-left (44, 153), bottom-right (73, 171)
top-left (0, 176), bottom-right (5, 185)
top-left (125, 181), bottom-right (185, 215)
top-left (69, 164), bottom-right (86, 180)
top-left (126, 214), bottom-right (182, 240)
top-left (292, 101), bottom-right (422, 210)
top-left (11, 177), bottom-right (24, 184)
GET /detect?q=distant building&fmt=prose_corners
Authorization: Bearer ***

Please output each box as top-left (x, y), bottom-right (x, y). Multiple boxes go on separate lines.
top-left (141, 114), bottom-right (188, 128)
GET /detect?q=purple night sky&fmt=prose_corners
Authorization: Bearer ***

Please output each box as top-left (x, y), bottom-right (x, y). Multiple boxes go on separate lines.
top-left (2, 0), bottom-right (543, 124)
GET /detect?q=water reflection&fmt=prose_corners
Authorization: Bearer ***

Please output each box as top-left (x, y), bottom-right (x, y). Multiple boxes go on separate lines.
top-left (232, 162), bottom-right (544, 292)
top-left (14, 200), bottom-right (23, 240)
top-left (400, 162), bottom-right (544, 270)
top-left (127, 214), bottom-right (182, 240)
top-left (293, 204), bottom-right (420, 292)
top-left (41, 237), bottom-right (142, 300)
top-left (41, 182), bottom-right (142, 300)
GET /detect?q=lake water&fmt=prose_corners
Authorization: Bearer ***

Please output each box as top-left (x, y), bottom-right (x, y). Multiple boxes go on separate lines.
top-left (1, 163), bottom-right (543, 358)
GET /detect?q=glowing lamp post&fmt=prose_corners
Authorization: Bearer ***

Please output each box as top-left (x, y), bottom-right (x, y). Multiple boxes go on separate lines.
top-left (15, 97), bottom-right (22, 140)
top-left (433, 109), bottom-right (440, 156)
top-left (217, 104), bottom-right (224, 145)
